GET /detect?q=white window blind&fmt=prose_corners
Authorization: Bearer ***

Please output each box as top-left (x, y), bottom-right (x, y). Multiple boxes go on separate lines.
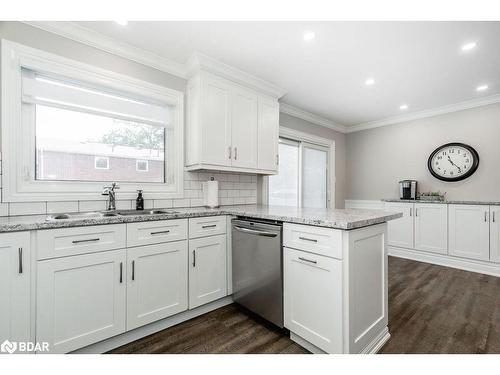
top-left (21, 68), bottom-right (171, 127)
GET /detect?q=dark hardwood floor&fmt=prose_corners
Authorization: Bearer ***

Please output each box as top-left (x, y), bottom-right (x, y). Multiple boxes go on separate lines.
top-left (380, 256), bottom-right (500, 354)
top-left (108, 256), bottom-right (500, 354)
top-left (108, 303), bottom-right (308, 354)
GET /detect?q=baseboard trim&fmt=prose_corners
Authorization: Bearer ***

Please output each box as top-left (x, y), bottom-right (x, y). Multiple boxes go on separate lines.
top-left (359, 327), bottom-right (390, 354)
top-left (72, 296), bottom-right (234, 354)
top-left (388, 246), bottom-right (500, 277)
top-left (345, 200), bottom-right (385, 210)
top-left (289, 332), bottom-right (326, 354)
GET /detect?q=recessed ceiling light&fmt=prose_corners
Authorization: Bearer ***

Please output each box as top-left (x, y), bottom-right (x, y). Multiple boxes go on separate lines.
top-left (115, 20), bottom-right (128, 26)
top-left (303, 31), bottom-right (315, 42)
top-left (399, 104), bottom-right (408, 110)
top-left (476, 84), bottom-right (489, 92)
top-left (365, 78), bottom-right (375, 86)
top-left (461, 41), bottom-right (477, 51)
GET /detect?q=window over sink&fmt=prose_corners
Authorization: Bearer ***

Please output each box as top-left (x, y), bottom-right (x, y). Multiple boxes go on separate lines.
top-left (1, 40), bottom-right (184, 202)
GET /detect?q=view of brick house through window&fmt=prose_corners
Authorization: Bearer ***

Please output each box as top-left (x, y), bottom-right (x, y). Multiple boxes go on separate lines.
top-left (35, 105), bottom-right (166, 183)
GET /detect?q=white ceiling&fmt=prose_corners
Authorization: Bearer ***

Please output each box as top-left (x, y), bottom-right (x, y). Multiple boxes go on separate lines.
top-left (72, 21), bottom-right (500, 127)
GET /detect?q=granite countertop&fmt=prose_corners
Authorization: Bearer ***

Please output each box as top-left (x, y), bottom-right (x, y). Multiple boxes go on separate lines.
top-left (382, 199), bottom-right (500, 206)
top-left (0, 205), bottom-right (402, 233)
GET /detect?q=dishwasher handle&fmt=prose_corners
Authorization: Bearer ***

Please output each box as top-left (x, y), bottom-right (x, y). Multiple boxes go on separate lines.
top-left (233, 225), bottom-right (279, 237)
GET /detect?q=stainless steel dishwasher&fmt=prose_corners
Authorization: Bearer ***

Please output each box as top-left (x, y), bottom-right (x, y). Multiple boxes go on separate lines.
top-left (232, 218), bottom-right (283, 328)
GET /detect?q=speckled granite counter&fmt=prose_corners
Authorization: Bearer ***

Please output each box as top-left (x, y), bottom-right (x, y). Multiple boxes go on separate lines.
top-left (0, 205), bottom-right (402, 233)
top-left (382, 199), bottom-right (500, 205)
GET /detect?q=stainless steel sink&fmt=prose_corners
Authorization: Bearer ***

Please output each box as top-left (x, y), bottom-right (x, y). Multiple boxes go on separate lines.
top-left (115, 209), bottom-right (180, 216)
top-left (46, 209), bottom-right (179, 221)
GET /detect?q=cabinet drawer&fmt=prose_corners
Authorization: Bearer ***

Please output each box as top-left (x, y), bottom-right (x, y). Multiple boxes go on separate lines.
top-left (189, 216), bottom-right (226, 239)
top-left (37, 224), bottom-right (126, 260)
top-left (127, 219), bottom-right (188, 247)
top-left (284, 223), bottom-right (342, 259)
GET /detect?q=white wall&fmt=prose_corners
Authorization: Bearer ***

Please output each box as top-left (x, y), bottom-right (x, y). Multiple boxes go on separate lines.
top-left (346, 102), bottom-right (500, 201)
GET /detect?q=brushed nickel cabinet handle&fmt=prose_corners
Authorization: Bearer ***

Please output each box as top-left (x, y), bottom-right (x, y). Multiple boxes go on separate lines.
top-left (119, 262), bottom-right (123, 283)
top-left (18, 248), bottom-right (23, 274)
top-left (228, 146), bottom-right (232, 159)
top-left (276, 154), bottom-right (279, 165)
top-left (494, 211), bottom-right (496, 223)
top-left (298, 236), bottom-right (318, 243)
top-left (415, 208), bottom-right (418, 217)
top-left (298, 257), bottom-right (317, 264)
top-left (485, 211), bottom-right (488, 222)
top-left (234, 147), bottom-right (237, 160)
top-left (202, 224), bottom-right (217, 229)
top-left (72, 238), bottom-right (100, 244)
top-left (132, 260), bottom-right (135, 281)
top-left (150, 230), bottom-right (170, 235)
top-left (410, 208), bottom-right (412, 216)
top-left (193, 250), bottom-right (196, 267)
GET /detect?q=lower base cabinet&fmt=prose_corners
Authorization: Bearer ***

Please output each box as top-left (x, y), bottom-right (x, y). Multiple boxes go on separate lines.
top-left (36, 249), bottom-right (127, 353)
top-left (284, 247), bottom-right (343, 354)
top-left (127, 241), bottom-right (188, 331)
top-left (0, 232), bottom-right (31, 344)
top-left (189, 234), bottom-right (227, 309)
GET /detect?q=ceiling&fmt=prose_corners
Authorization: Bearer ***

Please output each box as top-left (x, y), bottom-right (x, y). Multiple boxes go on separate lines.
top-left (71, 21), bottom-right (500, 128)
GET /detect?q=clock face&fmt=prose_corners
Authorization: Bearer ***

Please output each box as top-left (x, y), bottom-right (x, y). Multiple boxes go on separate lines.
top-left (428, 143), bottom-right (479, 182)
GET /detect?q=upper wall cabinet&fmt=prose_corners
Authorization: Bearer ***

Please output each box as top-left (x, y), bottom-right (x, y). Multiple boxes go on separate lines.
top-left (186, 65), bottom-right (283, 174)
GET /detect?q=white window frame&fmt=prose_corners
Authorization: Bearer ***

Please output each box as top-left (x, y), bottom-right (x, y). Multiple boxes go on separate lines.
top-left (1, 40), bottom-right (184, 202)
top-left (136, 159), bottom-right (149, 172)
top-left (264, 127), bottom-right (336, 208)
top-left (94, 156), bottom-right (110, 170)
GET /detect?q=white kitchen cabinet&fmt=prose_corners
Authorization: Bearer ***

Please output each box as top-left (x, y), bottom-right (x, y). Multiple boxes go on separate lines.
top-left (127, 241), bottom-right (188, 331)
top-left (385, 202), bottom-right (414, 248)
top-left (231, 86), bottom-right (258, 169)
top-left (37, 249), bottom-right (126, 353)
top-left (449, 204), bottom-right (490, 261)
top-left (0, 232), bottom-right (31, 344)
top-left (186, 70), bottom-right (279, 174)
top-left (257, 96), bottom-right (279, 172)
top-left (284, 247), bottom-right (343, 353)
top-left (489, 206), bottom-right (500, 263)
top-left (414, 203), bottom-right (448, 254)
top-left (188, 234), bottom-right (227, 309)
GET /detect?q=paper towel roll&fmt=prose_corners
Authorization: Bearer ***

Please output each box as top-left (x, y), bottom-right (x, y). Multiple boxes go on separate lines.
top-left (202, 180), bottom-right (219, 208)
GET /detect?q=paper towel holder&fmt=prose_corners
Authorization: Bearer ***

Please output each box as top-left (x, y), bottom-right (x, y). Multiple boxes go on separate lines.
top-left (203, 176), bottom-right (219, 208)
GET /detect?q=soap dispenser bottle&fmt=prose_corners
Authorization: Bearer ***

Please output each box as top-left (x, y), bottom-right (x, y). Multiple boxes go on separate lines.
top-left (136, 190), bottom-right (144, 210)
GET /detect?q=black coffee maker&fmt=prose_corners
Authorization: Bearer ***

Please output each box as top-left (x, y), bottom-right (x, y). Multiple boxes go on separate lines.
top-left (399, 180), bottom-right (417, 200)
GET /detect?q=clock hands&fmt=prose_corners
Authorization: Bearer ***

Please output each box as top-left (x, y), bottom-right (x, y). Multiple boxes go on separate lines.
top-left (447, 155), bottom-right (462, 173)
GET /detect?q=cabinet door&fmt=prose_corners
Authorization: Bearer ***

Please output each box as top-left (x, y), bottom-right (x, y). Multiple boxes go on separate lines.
top-left (489, 206), bottom-right (500, 263)
top-left (231, 86), bottom-right (258, 169)
top-left (385, 203), bottom-right (414, 248)
top-left (414, 203), bottom-right (448, 254)
top-left (127, 241), bottom-right (188, 330)
top-left (0, 232), bottom-right (30, 344)
top-left (449, 204), bottom-right (489, 261)
top-left (189, 234), bottom-right (227, 309)
top-left (284, 247), bottom-right (343, 354)
top-left (201, 75), bottom-right (232, 166)
top-left (257, 96), bottom-right (279, 171)
top-left (37, 249), bottom-right (126, 353)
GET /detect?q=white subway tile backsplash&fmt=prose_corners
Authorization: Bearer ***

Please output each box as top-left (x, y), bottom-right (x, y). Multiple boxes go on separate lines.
top-left (190, 198), bottom-right (204, 207)
top-left (153, 199), bottom-right (173, 209)
top-left (79, 200), bottom-right (106, 212)
top-left (0, 168), bottom-right (257, 216)
top-left (172, 199), bottom-right (190, 208)
top-left (10, 202), bottom-right (46, 216)
top-left (0, 203), bottom-right (9, 216)
top-left (47, 201), bottom-right (79, 214)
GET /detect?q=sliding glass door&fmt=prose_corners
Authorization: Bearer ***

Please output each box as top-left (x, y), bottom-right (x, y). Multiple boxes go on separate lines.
top-left (269, 137), bottom-right (329, 208)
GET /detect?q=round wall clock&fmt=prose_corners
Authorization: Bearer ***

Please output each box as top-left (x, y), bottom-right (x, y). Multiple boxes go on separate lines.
top-left (428, 142), bottom-right (479, 182)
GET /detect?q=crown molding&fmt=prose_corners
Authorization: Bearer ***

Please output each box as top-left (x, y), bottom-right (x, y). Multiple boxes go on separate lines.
top-left (186, 51), bottom-right (287, 98)
top-left (346, 94), bottom-right (500, 133)
top-left (22, 21), bottom-right (188, 79)
top-left (279, 103), bottom-right (348, 133)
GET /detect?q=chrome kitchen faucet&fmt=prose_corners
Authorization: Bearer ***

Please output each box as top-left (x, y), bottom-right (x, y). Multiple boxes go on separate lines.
top-left (102, 182), bottom-right (120, 211)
